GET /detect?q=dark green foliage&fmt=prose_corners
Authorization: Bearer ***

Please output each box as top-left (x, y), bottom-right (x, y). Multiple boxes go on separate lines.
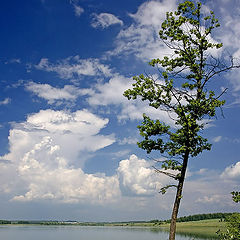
top-left (217, 193), bottom-right (240, 239)
top-left (16, 221), bottom-right (31, 224)
top-left (0, 220), bottom-right (11, 224)
top-left (149, 219), bottom-right (162, 224)
top-left (217, 213), bottom-right (240, 240)
top-left (176, 213), bottom-right (233, 223)
top-left (163, 212), bottom-right (233, 223)
top-left (231, 191), bottom-right (240, 203)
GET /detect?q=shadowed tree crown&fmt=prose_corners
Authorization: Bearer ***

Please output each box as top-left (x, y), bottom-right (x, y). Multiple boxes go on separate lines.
top-left (124, 1), bottom-right (229, 180)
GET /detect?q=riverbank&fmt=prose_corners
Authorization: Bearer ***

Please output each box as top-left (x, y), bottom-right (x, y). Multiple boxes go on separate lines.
top-left (163, 219), bottom-right (225, 238)
top-left (105, 219), bottom-right (225, 238)
top-left (0, 218), bottom-right (227, 238)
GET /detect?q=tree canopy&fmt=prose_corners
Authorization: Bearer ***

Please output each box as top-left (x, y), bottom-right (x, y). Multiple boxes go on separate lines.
top-left (231, 191), bottom-right (240, 203)
top-left (217, 213), bottom-right (240, 240)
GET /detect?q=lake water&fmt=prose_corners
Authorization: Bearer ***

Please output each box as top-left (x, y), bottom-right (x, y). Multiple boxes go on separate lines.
top-left (0, 225), bottom-right (216, 240)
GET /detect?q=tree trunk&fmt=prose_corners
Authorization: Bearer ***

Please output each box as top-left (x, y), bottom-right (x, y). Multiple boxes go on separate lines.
top-left (169, 150), bottom-right (189, 240)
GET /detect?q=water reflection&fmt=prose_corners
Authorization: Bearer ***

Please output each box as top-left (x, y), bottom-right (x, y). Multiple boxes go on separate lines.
top-left (104, 226), bottom-right (217, 239)
top-left (0, 225), bottom-right (217, 240)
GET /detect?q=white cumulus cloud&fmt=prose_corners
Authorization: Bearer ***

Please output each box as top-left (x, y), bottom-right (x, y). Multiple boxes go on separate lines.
top-left (221, 161), bottom-right (240, 180)
top-left (0, 109), bottom-right (117, 203)
top-left (0, 98), bottom-right (11, 105)
top-left (91, 13), bottom-right (123, 29)
top-left (84, 73), bottom-right (176, 126)
top-left (86, 74), bottom-right (131, 106)
top-left (35, 56), bottom-right (112, 79)
top-left (109, 0), bottom-right (177, 60)
top-left (25, 82), bottom-right (81, 104)
top-left (12, 136), bottom-right (120, 203)
top-left (117, 154), bottom-right (171, 196)
top-left (196, 195), bottom-right (222, 204)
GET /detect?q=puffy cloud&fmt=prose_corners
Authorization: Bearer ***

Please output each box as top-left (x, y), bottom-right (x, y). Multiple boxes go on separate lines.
top-left (91, 13), bottom-right (123, 29)
top-left (196, 195), bottom-right (222, 204)
top-left (109, 0), bottom-right (177, 60)
top-left (128, 0), bottom-right (175, 27)
top-left (0, 125), bottom-right (239, 215)
top-left (214, 2), bottom-right (240, 51)
top-left (221, 161), bottom-right (240, 180)
top-left (108, 0), bottom-right (223, 63)
top-left (117, 154), bottom-right (171, 196)
top-left (35, 56), bottom-right (112, 79)
top-left (0, 112), bottom-right (178, 204)
top-left (207, 1), bottom-right (240, 104)
top-left (0, 98), bottom-right (11, 105)
top-left (86, 74), bottom-right (131, 106)
top-left (118, 137), bottom-right (139, 145)
top-left (73, 5), bottom-right (84, 17)
top-left (33, 55), bottom-right (176, 126)
top-left (0, 160), bottom-right (17, 194)
top-left (0, 126), bottom-right (176, 203)
top-left (85, 74), bottom-right (176, 126)
top-left (178, 162), bottom-right (240, 212)
top-left (178, 173), bottom-right (236, 213)
top-left (118, 100), bottom-right (176, 126)
top-left (225, 68), bottom-right (240, 106)
top-left (1, 109), bottom-right (118, 203)
top-left (5, 58), bottom-right (21, 64)
top-left (228, 71), bottom-right (240, 94)
top-left (70, 0), bottom-right (84, 17)
top-left (212, 136), bottom-right (222, 143)
top-left (25, 82), bottom-right (81, 104)
top-left (12, 136), bottom-right (120, 203)
top-left (112, 150), bottom-right (131, 159)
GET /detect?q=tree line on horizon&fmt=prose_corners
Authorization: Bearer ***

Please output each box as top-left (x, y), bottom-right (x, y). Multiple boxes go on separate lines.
top-left (149, 212), bottom-right (235, 224)
top-left (0, 212), bottom-right (235, 225)
top-left (167, 212), bottom-right (234, 223)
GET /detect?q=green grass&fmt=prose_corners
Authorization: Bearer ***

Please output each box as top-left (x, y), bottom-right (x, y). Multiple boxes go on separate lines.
top-left (105, 219), bottom-right (226, 238)
top-left (160, 219), bottom-right (226, 238)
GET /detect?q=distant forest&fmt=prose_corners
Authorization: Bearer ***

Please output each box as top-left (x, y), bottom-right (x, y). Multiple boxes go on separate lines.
top-left (0, 212), bottom-right (236, 225)
top-left (166, 212), bottom-right (234, 223)
top-left (148, 212), bottom-right (235, 224)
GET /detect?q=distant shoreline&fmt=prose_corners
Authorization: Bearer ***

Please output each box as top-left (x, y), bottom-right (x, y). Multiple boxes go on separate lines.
top-left (0, 211), bottom-right (233, 226)
top-left (0, 219), bottom-right (226, 239)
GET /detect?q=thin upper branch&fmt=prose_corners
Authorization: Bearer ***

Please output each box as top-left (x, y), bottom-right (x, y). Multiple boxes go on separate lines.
top-left (153, 166), bottom-right (179, 180)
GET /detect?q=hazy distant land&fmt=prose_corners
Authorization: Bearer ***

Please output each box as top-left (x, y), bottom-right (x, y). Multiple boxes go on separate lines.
top-left (0, 212), bottom-right (232, 238)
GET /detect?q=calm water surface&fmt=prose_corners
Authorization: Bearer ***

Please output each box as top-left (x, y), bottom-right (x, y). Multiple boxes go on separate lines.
top-left (0, 225), bottom-right (214, 240)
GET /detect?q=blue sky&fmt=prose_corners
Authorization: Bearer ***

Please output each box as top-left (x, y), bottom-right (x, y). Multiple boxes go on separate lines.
top-left (0, 0), bottom-right (239, 221)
